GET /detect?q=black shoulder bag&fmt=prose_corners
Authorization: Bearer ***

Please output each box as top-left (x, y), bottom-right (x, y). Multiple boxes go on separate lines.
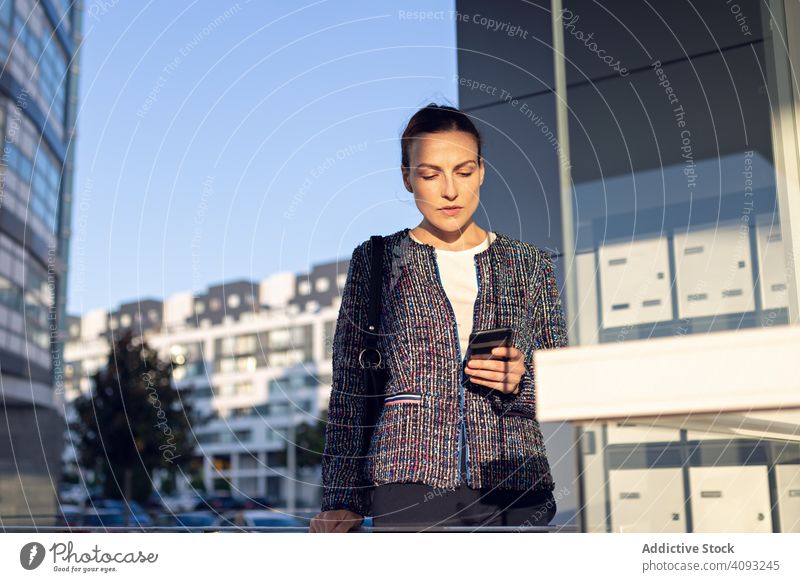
top-left (358, 234), bottom-right (388, 459)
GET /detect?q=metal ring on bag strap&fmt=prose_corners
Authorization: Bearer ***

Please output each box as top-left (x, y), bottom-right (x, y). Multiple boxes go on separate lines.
top-left (358, 347), bottom-right (382, 369)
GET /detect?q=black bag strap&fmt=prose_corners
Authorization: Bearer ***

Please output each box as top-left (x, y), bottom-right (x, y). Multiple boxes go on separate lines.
top-left (361, 235), bottom-right (385, 457)
top-left (364, 235), bottom-right (384, 351)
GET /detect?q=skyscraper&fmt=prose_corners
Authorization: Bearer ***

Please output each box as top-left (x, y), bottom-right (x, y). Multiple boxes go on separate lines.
top-left (0, 0), bottom-right (82, 521)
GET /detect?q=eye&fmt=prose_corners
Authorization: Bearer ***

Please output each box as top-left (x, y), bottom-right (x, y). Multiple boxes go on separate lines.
top-left (459, 172), bottom-right (473, 177)
top-left (422, 175), bottom-right (437, 180)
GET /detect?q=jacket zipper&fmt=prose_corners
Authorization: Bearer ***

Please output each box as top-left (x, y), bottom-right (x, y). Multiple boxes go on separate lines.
top-left (466, 255), bottom-right (483, 484)
top-left (430, 249), bottom-right (477, 487)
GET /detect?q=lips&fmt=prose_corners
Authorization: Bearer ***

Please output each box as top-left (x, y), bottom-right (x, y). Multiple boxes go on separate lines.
top-left (439, 206), bottom-right (462, 216)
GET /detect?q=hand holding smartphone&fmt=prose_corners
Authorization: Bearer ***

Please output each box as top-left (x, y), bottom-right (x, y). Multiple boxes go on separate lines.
top-left (464, 326), bottom-right (524, 397)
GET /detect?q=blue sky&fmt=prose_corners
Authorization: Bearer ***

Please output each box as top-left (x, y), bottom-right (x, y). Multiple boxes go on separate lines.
top-left (68, 0), bottom-right (458, 314)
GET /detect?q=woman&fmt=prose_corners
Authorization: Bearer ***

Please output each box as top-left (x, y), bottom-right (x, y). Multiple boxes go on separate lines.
top-left (309, 104), bottom-right (568, 533)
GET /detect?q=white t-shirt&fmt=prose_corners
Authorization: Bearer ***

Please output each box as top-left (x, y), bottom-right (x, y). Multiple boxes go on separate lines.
top-left (409, 229), bottom-right (497, 356)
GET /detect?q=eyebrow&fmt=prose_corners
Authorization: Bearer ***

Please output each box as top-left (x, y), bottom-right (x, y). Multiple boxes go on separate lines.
top-left (415, 160), bottom-right (478, 171)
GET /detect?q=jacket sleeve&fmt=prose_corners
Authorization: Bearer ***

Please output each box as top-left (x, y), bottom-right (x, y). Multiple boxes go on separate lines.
top-left (489, 249), bottom-right (569, 417)
top-left (320, 240), bottom-right (373, 516)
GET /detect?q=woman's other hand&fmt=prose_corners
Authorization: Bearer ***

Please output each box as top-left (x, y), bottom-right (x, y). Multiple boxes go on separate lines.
top-left (309, 509), bottom-right (364, 533)
top-left (465, 345), bottom-right (524, 395)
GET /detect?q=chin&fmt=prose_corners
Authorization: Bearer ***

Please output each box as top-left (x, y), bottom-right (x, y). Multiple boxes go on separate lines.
top-left (429, 220), bottom-right (467, 234)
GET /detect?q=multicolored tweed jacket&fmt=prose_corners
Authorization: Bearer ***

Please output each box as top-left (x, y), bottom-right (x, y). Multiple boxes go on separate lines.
top-left (320, 226), bottom-right (569, 516)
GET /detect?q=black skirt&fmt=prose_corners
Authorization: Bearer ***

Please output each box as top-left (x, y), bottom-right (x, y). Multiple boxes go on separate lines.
top-left (371, 433), bottom-right (557, 528)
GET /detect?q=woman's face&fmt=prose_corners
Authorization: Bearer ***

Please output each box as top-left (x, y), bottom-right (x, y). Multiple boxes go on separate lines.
top-left (402, 130), bottom-right (484, 236)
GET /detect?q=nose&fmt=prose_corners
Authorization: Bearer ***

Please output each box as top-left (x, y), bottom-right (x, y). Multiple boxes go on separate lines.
top-left (441, 188), bottom-right (458, 203)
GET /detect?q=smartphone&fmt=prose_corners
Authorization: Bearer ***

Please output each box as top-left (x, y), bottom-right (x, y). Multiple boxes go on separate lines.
top-left (465, 326), bottom-right (513, 362)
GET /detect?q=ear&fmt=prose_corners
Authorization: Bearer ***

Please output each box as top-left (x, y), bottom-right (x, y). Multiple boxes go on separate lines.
top-left (401, 166), bottom-right (413, 193)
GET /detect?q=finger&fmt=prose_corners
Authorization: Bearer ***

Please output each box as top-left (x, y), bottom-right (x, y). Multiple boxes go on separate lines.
top-left (467, 359), bottom-right (522, 374)
top-left (468, 358), bottom-right (524, 376)
top-left (313, 516), bottom-right (333, 533)
top-left (331, 519), bottom-right (354, 533)
top-left (490, 346), bottom-right (520, 358)
top-left (468, 377), bottom-right (506, 391)
top-left (467, 368), bottom-right (517, 383)
top-left (471, 376), bottom-right (521, 394)
top-left (324, 517), bottom-right (344, 533)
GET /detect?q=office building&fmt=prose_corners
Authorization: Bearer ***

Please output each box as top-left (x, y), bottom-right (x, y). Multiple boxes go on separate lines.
top-left (0, 0), bottom-right (82, 520)
top-left (64, 261), bottom-right (349, 509)
top-left (455, 0), bottom-right (800, 531)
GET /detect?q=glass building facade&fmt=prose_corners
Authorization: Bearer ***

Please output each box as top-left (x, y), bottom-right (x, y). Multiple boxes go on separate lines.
top-left (456, 0), bottom-right (800, 531)
top-left (0, 0), bottom-right (81, 520)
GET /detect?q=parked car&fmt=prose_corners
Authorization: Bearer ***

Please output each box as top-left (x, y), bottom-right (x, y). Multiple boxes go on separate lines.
top-left (155, 511), bottom-right (219, 530)
top-left (240, 495), bottom-right (275, 510)
top-left (193, 495), bottom-right (244, 512)
top-left (58, 484), bottom-right (89, 505)
top-left (158, 492), bottom-right (204, 513)
top-left (90, 499), bottom-right (153, 526)
top-left (54, 504), bottom-right (83, 528)
top-left (230, 510), bottom-right (304, 530)
top-left (80, 510), bottom-right (127, 528)
top-left (214, 512), bottom-right (237, 528)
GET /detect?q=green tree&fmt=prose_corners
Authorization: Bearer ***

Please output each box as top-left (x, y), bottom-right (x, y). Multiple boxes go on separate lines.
top-left (293, 409), bottom-right (328, 469)
top-left (71, 329), bottom-right (195, 503)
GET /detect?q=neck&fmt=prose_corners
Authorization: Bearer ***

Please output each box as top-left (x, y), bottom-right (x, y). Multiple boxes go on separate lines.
top-left (412, 218), bottom-right (488, 251)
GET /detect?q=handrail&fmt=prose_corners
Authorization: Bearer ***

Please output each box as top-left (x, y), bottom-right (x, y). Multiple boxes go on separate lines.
top-left (0, 524), bottom-right (578, 533)
top-left (1, 513), bottom-right (579, 533)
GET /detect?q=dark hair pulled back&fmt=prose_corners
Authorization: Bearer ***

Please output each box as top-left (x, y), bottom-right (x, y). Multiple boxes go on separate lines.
top-left (400, 103), bottom-right (483, 169)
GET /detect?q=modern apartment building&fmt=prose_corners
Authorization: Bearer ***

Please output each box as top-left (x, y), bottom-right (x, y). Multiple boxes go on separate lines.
top-left (0, 0), bottom-right (82, 519)
top-left (63, 260), bottom-right (350, 510)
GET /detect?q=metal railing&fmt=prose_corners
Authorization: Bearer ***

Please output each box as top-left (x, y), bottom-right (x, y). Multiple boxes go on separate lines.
top-left (1, 524), bottom-right (577, 533)
top-left (0, 515), bottom-right (578, 533)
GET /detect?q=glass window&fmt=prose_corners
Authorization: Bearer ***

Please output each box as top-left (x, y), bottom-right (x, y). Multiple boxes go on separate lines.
top-left (267, 452), bottom-right (287, 466)
top-left (197, 432), bottom-right (219, 444)
top-left (233, 429), bottom-right (251, 442)
top-left (562, 0), bottom-right (791, 345)
top-left (0, 0), bottom-right (12, 26)
top-left (554, 0), bottom-right (800, 534)
top-left (239, 453), bottom-right (259, 470)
